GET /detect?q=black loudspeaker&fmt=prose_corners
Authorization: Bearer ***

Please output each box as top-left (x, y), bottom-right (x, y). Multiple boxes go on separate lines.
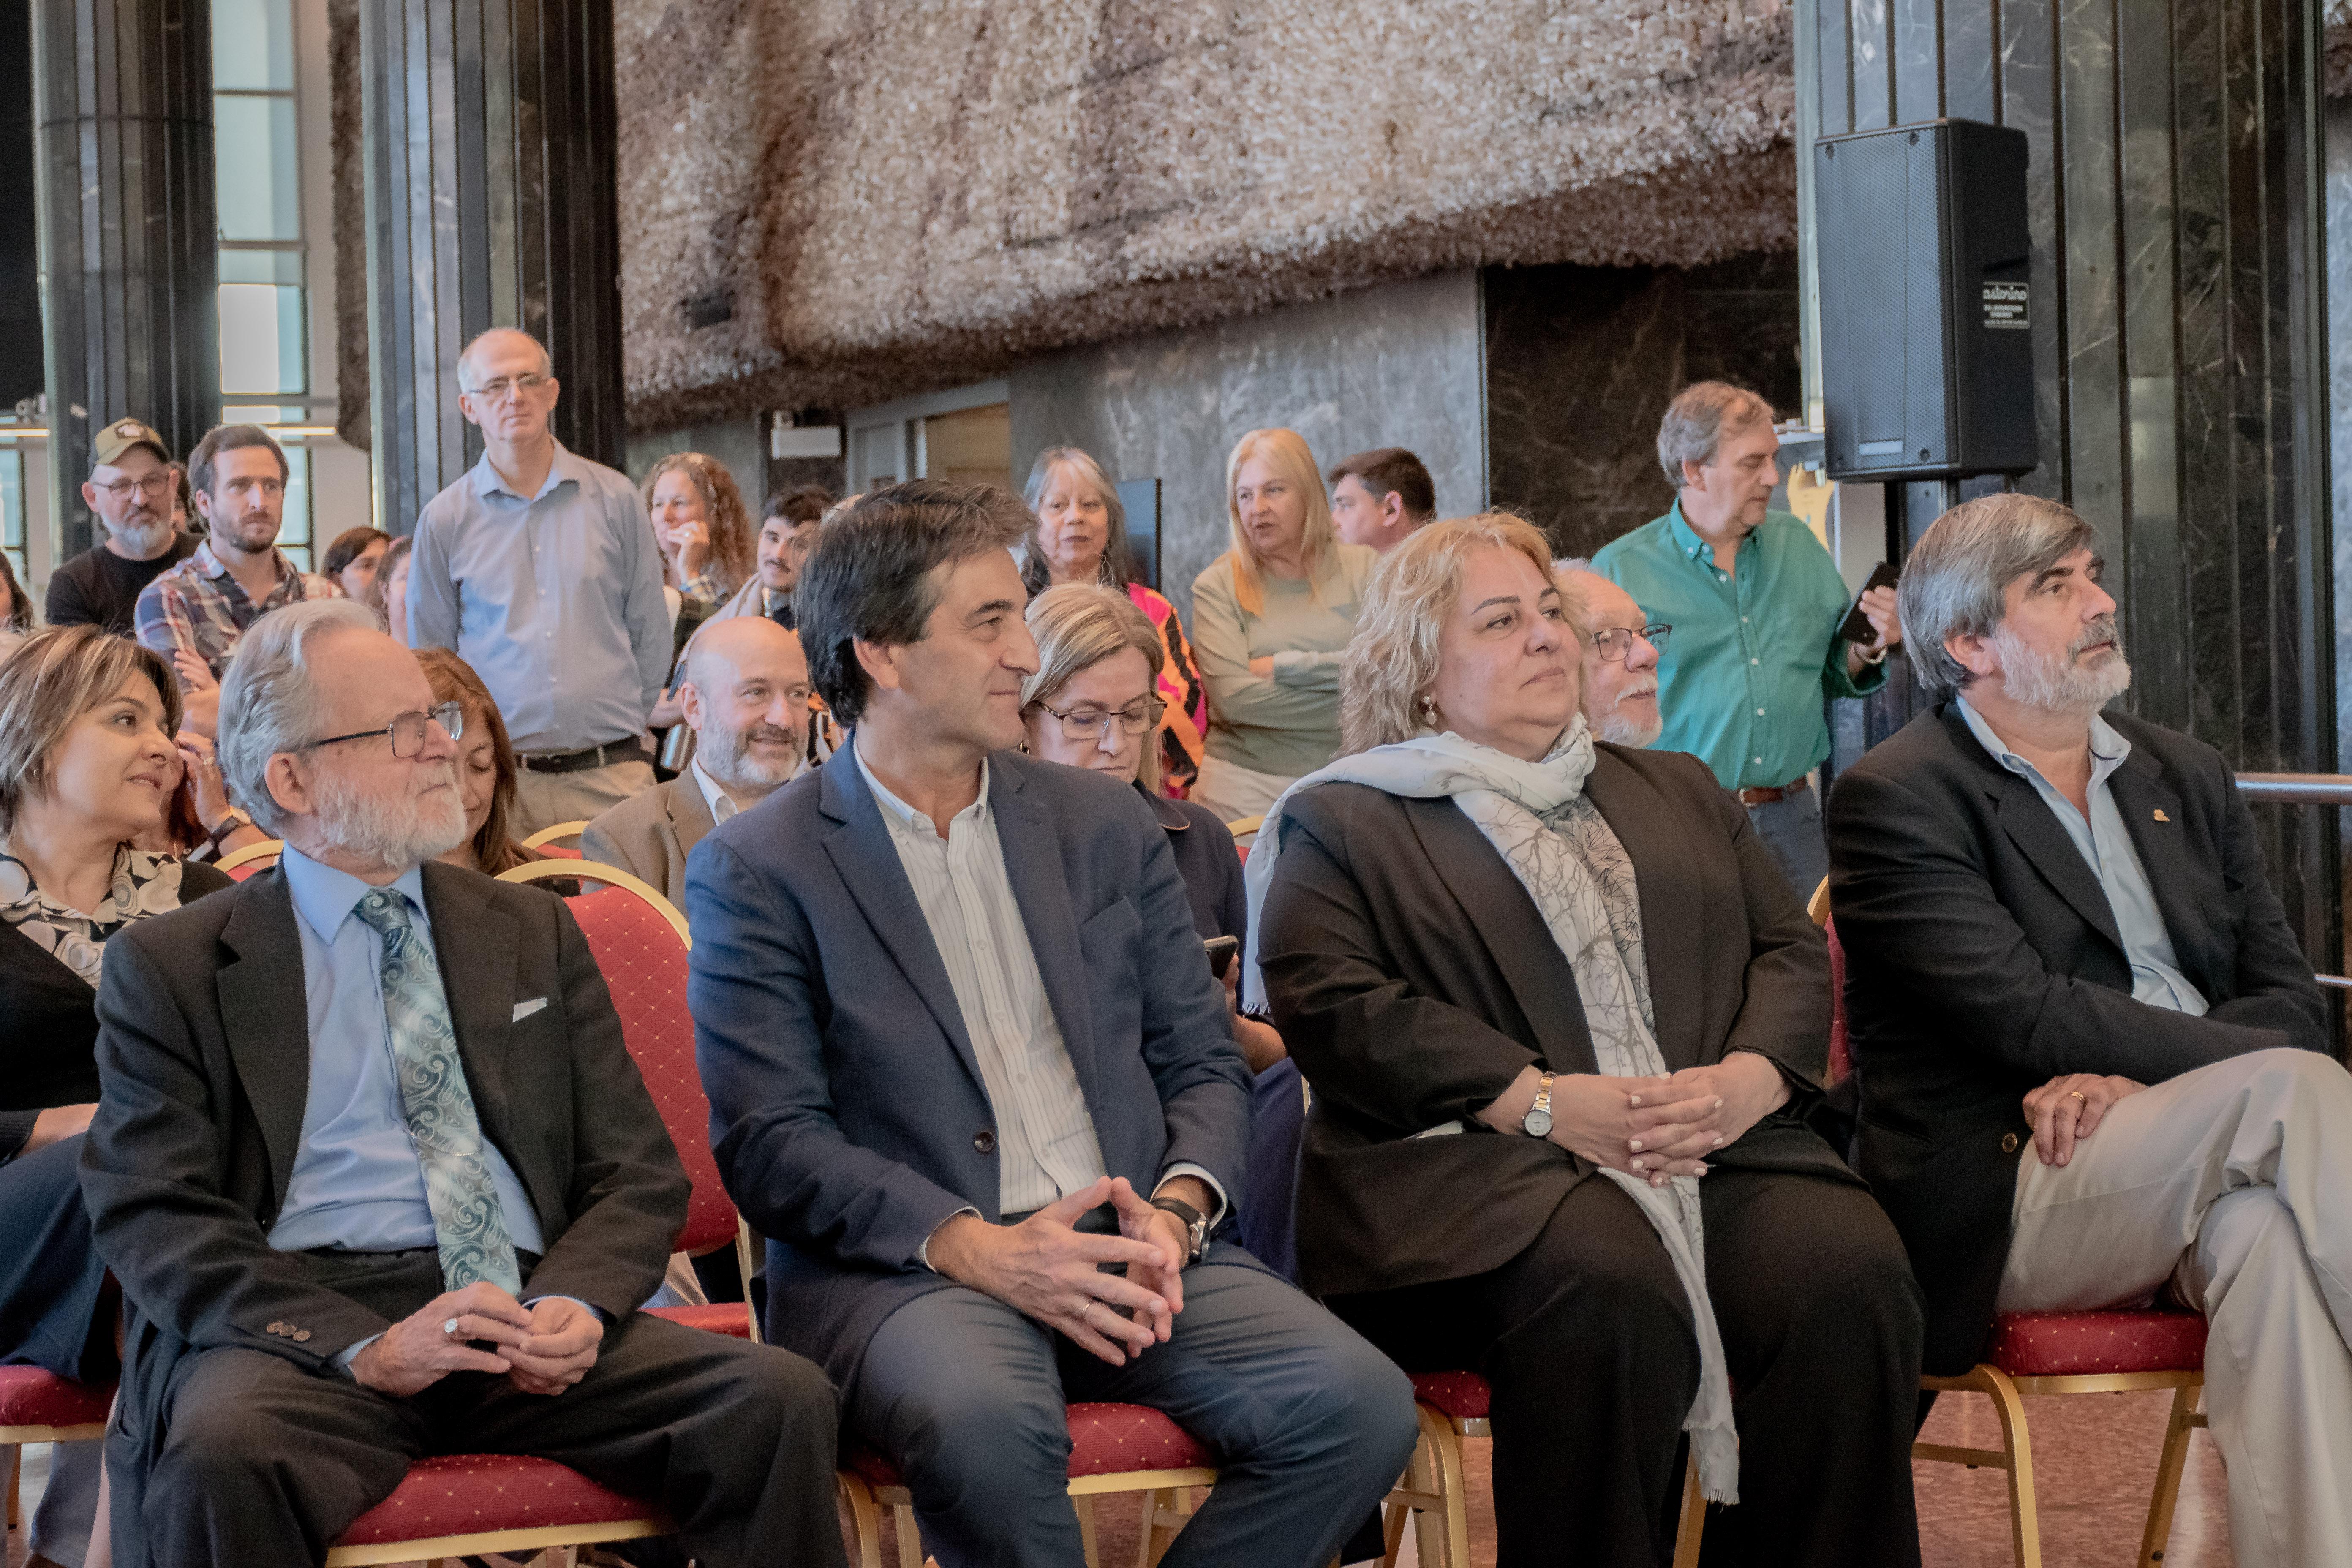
top-left (1815, 118), bottom-right (2037, 481)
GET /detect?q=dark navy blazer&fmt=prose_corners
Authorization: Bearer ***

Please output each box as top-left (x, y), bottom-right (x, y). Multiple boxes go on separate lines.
top-left (688, 743), bottom-right (1255, 1396)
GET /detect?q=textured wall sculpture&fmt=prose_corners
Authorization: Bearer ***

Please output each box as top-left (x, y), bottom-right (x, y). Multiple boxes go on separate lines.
top-left (614, 0), bottom-right (1800, 429)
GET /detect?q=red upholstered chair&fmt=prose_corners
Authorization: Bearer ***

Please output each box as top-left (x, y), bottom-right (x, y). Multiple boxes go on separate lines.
top-left (214, 837), bottom-right (285, 880)
top-left (836, 1402), bottom-right (1220, 1568)
top-left (2, 1367), bottom-right (113, 1527)
top-left (1225, 814), bottom-right (1263, 863)
top-left (322, 1453), bottom-right (669, 1566)
top-left (1806, 880), bottom-right (2210, 1568)
top-left (1380, 1371), bottom-right (1703, 1568)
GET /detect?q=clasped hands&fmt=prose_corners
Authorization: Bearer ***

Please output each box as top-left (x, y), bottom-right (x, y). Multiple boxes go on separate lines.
top-left (350, 1282), bottom-right (602, 1398)
top-left (2020, 1073), bottom-right (2144, 1167)
top-left (1484, 1054), bottom-right (1791, 1187)
top-left (926, 1175), bottom-right (1196, 1367)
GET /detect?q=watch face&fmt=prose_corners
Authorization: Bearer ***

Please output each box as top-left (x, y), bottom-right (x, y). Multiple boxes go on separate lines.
top-left (1523, 1108), bottom-right (1553, 1138)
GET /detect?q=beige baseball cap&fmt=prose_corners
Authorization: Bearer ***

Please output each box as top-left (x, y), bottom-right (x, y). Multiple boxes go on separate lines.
top-left (92, 418), bottom-right (170, 468)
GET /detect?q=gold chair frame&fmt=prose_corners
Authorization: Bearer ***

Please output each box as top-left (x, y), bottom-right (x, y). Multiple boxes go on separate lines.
top-left (4, 1401), bottom-right (111, 1529)
top-left (212, 836), bottom-right (288, 875)
top-left (837, 1465), bottom-right (1221, 1568)
top-left (1223, 814), bottom-right (1265, 842)
top-left (495, 859), bottom-right (691, 947)
top-left (521, 819), bottom-right (594, 851)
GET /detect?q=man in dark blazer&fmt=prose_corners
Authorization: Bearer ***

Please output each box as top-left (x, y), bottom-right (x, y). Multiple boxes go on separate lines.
top-left (79, 601), bottom-right (845, 1568)
top-left (1826, 494), bottom-right (2352, 1567)
top-left (690, 481), bottom-right (1417, 1568)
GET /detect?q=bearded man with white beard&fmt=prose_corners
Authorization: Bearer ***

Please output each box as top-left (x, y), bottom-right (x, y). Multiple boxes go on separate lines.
top-left (46, 419), bottom-right (197, 634)
top-left (77, 599), bottom-right (849, 1568)
top-left (1826, 494), bottom-right (2352, 1568)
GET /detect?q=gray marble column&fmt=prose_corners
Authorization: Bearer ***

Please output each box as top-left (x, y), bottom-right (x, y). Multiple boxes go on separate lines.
top-left (362, 0), bottom-right (625, 532)
top-left (1808, 0), bottom-right (2339, 978)
top-left (32, 0), bottom-right (219, 556)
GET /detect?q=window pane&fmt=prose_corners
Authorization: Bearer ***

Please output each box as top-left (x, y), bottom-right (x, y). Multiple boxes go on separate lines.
top-left (219, 247), bottom-right (304, 285)
top-left (219, 283), bottom-right (307, 396)
top-left (212, 0), bottom-right (295, 90)
top-left (214, 95), bottom-right (300, 241)
top-left (0, 449), bottom-right (23, 618)
top-left (279, 447), bottom-right (312, 561)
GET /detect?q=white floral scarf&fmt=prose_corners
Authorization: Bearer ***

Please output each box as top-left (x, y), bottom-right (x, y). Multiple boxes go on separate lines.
top-left (1242, 717), bottom-right (1740, 1503)
top-left (0, 847), bottom-right (187, 988)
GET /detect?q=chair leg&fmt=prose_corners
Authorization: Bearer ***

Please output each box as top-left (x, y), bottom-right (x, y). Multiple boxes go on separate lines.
top-left (1669, 1447), bottom-right (1706, 1568)
top-left (6, 1443), bottom-right (19, 1530)
top-left (893, 1501), bottom-right (923, 1568)
top-left (1977, 1367), bottom-right (2043, 1568)
top-left (1418, 1410), bottom-right (1470, 1568)
top-left (1073, 1492), bottom-right (1099, 1568)
top-left (2138, 1383), bottom-right (2204, 1568)
top-left (1137, 1486), bottom-right (1195, 1568)
top-left (836, 1473), bottom-right (885, 1568)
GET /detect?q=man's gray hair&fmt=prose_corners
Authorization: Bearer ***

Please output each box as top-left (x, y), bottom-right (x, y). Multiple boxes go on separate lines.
top-left (457, 327), bottom-right (554, 390)
top-left (1899, 493), bottom-right (2099, 700)
top-left (1655, 381), bottom-right (1772, 489)
top-left (218, 598), bottom-right (384, 834)
top-left (1552, 556), bottom-right (1596, 634)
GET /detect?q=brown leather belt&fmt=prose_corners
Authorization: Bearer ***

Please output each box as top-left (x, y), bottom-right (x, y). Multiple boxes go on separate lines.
top-left (1735, 776), bottom-right (1810, 807)
top-left (520, 740), bottom-right (653, 775)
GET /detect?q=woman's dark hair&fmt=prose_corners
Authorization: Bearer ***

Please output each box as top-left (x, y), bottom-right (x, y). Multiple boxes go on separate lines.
top-left (413, 646), bottom-right (529, 874)
top-left (321, 526), bottom-right (391, 583)
top-left (361, 535), bottom-right (414, 628)
top-left (0, 551), bottom-right (31, 633)
top-left (799, 479), bottom-right (1031, 729)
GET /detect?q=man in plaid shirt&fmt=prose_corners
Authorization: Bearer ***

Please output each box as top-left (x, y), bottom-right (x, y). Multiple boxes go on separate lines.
top-left (136, 425), bottom-right (338, 683)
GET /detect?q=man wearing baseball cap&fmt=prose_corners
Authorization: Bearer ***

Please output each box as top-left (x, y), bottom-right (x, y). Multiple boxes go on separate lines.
top-left (48, 419), bottom-right (197, 633)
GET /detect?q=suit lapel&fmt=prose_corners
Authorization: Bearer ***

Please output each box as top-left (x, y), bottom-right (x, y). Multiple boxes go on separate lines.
top-left (667, 774), bottom-right (717, 848)
top-left (1580, 751), bottom-right (1705, 1070)
top-left (215, 870), bottom-right (315, 1214)
top-left (817, 749), bottom-right (987, 1093)
top-left (418, 863), bottom-right (522, 1190)
top-left (1403, 796), bottom-right (1598, 1074)
top-left (989, 760), bottom-right (1098, 1099)
top-left (1938, 707), bottom-right (2129, 956)
top-left (2107, 745), bottom-right (2213, 980)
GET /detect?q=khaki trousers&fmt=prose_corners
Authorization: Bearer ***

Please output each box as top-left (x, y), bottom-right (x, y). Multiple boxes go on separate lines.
top-left (1996, 1047), bottom-right (2352, 1568)
top-left (510, 758), bottom-right (654, 838)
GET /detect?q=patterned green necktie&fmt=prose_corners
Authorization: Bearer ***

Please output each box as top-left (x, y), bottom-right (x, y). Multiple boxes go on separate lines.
top-left (353, 887), bottom-right (522, 1294)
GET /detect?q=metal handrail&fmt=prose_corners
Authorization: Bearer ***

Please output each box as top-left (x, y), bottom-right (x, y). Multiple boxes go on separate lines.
top-left (2234, 773), bottom-right (2352, 806)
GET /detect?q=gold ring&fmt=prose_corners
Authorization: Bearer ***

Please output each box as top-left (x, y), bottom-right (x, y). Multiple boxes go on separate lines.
top-left (2068, 1091), bottom-right (2086, 1102)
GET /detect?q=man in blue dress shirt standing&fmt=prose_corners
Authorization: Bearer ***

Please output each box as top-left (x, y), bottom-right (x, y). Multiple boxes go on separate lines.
top-left (1593, 382), bottom-right (1902, 894)
top-left (406, 328), bottom-right (671, 834)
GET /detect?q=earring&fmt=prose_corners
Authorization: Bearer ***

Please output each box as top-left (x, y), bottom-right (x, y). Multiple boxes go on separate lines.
top-left (1420, 691), bottom-right (1438, 727)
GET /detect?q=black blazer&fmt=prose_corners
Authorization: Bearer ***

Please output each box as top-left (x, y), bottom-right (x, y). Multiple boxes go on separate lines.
top-left (0, 860), bottom-right (231, 1159)
top-left (1824, 703), bottom-right (2328, 1374)
top-left (1146, 784), bottom-right (1247, 942)
top-left (1256, 743), bottom-right (1862, 1300)
top-left (81, 862), bottom-right (690, 1568)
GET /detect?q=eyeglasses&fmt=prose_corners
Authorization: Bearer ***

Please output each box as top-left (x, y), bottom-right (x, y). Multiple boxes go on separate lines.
top-left (1589, 623), bottom-right (1672, 664)
top-left (299, 702), bottom-right (465, 759)
top-left (463, 373), bottom-right (551, 404)
top-left (97, 471), bottom-right (174, 503)
top-left (1033, 696), bottom-right (1166, 742)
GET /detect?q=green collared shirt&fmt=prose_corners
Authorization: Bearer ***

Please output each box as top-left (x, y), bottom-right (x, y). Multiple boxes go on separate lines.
top-left (1590, 501), bottom-right (1885, 790)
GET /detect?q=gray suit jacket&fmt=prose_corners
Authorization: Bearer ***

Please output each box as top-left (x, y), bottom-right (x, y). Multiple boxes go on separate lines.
top-left (581, 774), bottom-right (718, 906)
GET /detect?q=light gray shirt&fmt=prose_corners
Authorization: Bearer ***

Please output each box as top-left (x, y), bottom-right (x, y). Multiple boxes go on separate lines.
top-left (407, 442), bottom-right (671, 754)
top-left (851, 742), bottom-right (1222, 1236)
top-left (1957, 698), bottom-right (2209, 1015)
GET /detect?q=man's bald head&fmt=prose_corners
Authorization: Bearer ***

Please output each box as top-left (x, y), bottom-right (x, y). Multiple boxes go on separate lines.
top-left (680, 616), bottom-right (813, 801)
top-left (458, 328), bottom-right (553, 387)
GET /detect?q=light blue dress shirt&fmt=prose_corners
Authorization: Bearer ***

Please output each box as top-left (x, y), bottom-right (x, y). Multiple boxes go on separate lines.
top-left (268, 847), bottom-right (546, 1256)
top-left (1955, 699), bottom-right (2209, 1015)
top-left (406, 443), bottom-right (670, 755)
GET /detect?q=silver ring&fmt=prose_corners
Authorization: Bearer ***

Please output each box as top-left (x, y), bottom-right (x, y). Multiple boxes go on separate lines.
top-left (442, 1317), bottom-right (462, 1337)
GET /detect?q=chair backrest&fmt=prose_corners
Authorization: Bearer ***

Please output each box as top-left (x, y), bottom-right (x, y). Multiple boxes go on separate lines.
top-left (1824, 915), bottom-right (1851, 1085)
top-left (521, 819), bottom-right (592, 852)
top-left (215, 838), bottom-right (286, 880)
top-left (494, 861), bottom-right (732, 1252)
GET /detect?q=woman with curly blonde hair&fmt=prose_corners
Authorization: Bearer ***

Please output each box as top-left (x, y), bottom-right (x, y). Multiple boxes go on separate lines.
top-left (1187, 428), bottom-right (1375, 821)
top-left (1244, 513), bottom-right (1925, 1568)
top-left (643, 452), bottom-right (756, 604)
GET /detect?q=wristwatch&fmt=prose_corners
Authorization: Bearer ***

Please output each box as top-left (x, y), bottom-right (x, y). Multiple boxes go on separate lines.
top-left (207, 806), bottom-right (254, 851)
top-left (1522, 1072), bottom-right (1557, 1138)
top-left (1150, 1195), bottom-right (1209, 1267)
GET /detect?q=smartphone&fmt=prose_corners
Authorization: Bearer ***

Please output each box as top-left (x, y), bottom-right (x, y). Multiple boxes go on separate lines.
top-left (1203, 935), bottom-right (1240, 979)
top-left (1837, 560), bottom-right (1901, 645)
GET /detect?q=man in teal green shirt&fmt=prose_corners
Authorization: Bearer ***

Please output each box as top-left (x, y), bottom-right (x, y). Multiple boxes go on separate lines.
top-left (1592, 382), bottom-right (1901, 895)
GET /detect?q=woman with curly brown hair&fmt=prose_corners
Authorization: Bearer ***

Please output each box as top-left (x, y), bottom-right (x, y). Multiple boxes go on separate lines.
top-left (643, 452), bottom-right (755, 605)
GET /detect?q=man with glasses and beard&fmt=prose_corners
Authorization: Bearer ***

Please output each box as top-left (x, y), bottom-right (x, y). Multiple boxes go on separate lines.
top-left (47, 419), bottom-right (197, 634)
top-left (79, 599), bottom-right (847, 1568)
top-left (582, 616), bottom-right (812, 905)
top-left (1556, 559), bottom-right (1668, 747)
top-left (1825, 493), bottom-right (2352, 1568)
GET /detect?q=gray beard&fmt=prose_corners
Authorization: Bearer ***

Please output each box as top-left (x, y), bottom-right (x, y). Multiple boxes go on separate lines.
top-left (1593, 707), bottom-right (1663, 748)
top-left (109, 516), bottom-right (175, 555)
top-left (700, 724), bottom-right (800, 795)
top-left (309, 763), bottom-right (471, 868)
top-left (1989, 621), bottom-right (2133, 713)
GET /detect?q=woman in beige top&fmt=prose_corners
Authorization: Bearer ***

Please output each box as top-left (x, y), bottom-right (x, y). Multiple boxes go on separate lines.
top-left (1187, 428), bottom-right (1377, 822)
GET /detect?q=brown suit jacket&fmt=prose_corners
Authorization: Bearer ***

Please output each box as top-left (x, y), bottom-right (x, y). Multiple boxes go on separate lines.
top-left (581, 774), bottom-right (719, 907)
top-left (1256, 743), bottom-right (1862, 1300)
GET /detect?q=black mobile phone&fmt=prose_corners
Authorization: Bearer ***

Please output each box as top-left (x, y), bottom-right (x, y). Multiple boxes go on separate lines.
top-left (1203, 935), bottom-right (1240, 979)
top-left (1837, 560), bottom-right (1901, 645)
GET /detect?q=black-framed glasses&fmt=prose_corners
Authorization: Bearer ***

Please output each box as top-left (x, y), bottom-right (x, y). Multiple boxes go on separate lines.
top-left (1589, 623), bottom-right (1672, 665)
top-left (299, 702), bottom-right (465, 759)
top-left (97, 471), bottom-right (174, 503)
top-left (1033, 696), bottom-right (1165, 742)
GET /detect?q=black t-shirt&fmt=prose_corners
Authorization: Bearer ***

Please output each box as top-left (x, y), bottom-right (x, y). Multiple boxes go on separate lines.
top-left (44, 534), bottom-right (198, 634)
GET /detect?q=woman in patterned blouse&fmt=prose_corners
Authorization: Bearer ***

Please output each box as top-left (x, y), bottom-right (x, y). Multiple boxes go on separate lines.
top-left (644, 452), bottom-right (756, 607)
top-left (1018, 446), bottom-right (1209, 797)
top-left (0, 626), bottom-right (234, 1567)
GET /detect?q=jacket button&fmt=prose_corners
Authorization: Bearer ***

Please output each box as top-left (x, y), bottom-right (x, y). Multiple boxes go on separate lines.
top-left (292, 1330), bottom-right (311, 1342)
top-left (265, 1321), bottom-right (284, 1335)
top-left (973, 1130), bottom-right (996, 1154)
top-left (2001, 1133), bottom-right (2021, 1154)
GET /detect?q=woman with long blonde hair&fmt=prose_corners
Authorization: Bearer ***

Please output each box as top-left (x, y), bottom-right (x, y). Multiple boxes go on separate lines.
top-left (1186, 428), bottom-right (1376, 821)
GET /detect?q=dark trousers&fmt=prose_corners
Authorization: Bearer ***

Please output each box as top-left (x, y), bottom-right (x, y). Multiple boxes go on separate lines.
top-left (847, 1246), bottom-right (1419, 1568)
top-left (142, 1249), bottom-right (845, 1568)
top-left (1331, 1165), bottom-right (1924, 1568)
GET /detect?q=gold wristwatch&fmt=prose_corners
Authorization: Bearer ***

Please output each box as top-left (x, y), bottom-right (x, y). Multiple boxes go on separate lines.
top-left (1522, 1072), bottom-right (1557, 1138)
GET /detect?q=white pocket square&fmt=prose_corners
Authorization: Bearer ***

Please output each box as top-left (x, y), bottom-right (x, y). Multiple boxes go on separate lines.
top-left (512, 998), bottom-right (549, 1023)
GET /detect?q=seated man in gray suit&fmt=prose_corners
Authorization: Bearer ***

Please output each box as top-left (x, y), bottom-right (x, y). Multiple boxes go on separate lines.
top-left (79, 600), bottom-right (846, 1568)
top-left (689, 480), bottom-right (1417, 1568)
top-left (582, 615), bottom-right (811, 903)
